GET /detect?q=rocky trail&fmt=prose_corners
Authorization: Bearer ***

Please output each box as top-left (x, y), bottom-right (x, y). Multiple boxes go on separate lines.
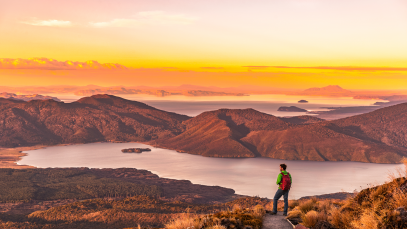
top-left (262, 212), bottom-right (293, 229)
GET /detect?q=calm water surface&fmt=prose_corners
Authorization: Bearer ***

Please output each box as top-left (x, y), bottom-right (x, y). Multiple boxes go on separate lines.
top-left (49, 94), bottom-right (383, 117)
top-left (19, 143), bottom-right (401, 199)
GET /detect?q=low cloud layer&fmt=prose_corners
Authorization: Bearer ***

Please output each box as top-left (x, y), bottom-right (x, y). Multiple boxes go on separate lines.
top-left (90, 11), bottom-right (198, 28)
top-left (0, 58), bottom-right (128, 70)
top-left (272, 66), bottom-right (407, 71)
top-left (201, 67), bottom-right (224, 69)
top-left (21, 18), bottom-right (72, 27)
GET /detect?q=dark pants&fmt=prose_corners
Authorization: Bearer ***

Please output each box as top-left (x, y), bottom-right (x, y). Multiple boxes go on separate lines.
top-left (273, 188), bottom-right (289, 214)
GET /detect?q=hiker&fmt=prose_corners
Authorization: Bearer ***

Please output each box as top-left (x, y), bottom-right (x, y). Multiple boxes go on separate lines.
top-left (270, 163), bottom-right (292, 216)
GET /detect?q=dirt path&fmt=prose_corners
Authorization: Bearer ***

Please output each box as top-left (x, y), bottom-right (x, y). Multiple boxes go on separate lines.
top-left (262, 212), bottom-right (293, 229)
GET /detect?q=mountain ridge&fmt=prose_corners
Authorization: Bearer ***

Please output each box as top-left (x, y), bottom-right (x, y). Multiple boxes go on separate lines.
top-left (1, 94), bottom-right (407, 163)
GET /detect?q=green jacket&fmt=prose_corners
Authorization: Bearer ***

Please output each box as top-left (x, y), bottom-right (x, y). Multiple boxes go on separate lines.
top-left (276, 170), bottom-right (292, 189)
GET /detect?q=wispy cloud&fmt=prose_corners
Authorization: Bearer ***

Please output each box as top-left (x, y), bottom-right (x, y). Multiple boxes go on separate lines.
top-left (90, 11), bottom-right (198, 28)
top-left (0, 58), bottom-right (128, 70)
top-left (21, 18), bottom-right (72, 27)
top-left (243, 66), bottom-right (271, 70)
top-left (201, 67), bottom-right (224, 69)
top-left (272, 66), bottom-right (407, 71)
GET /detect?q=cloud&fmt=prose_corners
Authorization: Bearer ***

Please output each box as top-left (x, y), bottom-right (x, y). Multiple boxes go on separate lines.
top-left (242, 66), bottom-right (271, 69)
top-left (271, 66), bottom-right (407, 71)
top-left (90, 11), bottom-right (198, 28)
top-left (201, 67), bottom-right (224, 69)
top-left (21, 18), bottom-right (72, 27)
top-left (0, 58), bottom-right (128, 70)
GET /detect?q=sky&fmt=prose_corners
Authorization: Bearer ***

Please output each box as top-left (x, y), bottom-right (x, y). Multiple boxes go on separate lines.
top-left (1, 0), bottom-right (407, 89)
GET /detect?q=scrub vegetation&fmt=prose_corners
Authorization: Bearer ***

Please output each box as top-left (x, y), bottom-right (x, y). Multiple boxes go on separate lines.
top-left (0, 196), bottom-right (269, 228)
top-left (287, 158), bottom-right (407, 229)
top-left (0, 168), bottom-right (162, 202)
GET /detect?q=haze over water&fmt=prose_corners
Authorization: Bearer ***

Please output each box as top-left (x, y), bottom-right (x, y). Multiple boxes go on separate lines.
top-left (19, 142), bottom-right (401, 199)
top-left (51, 93), bottom-right (383, 117)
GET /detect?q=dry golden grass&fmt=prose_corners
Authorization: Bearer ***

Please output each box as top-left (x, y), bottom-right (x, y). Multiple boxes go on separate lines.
top-left (165, 212), bottom-right (201, 229)
top-left (286, 207), bottom-right (302, 219)
top-left (298, 198), bottom-right (317, 213)
top-left (232, 204), bottom-right (242, 212)
top-left (288, 159), bottom-right (407, 229)
top-left (301, 210), bottom-right (319, 227)
top-left (289, 199), bottom-right (300, 209)
top-left (351, 210), bottom-right (379, 229)
top-left (165, 205), bottom-right (264, 229)
top-left (253, 204), bottom-right (265, 218)
top-left (329, 206), bottom-right (354, 229)
top-left (206, 225), bottom-right (227, 229)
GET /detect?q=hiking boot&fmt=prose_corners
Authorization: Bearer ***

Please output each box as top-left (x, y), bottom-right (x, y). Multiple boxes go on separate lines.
top-left (283, 213), bottom-right (288, 216)
top-left (269, 212), bottom-right (277, 215)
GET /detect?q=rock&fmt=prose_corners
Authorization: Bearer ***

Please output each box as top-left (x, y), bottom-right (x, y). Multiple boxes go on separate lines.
top-left (313, 220), bottom-right (337, 229)
top-left (277, 106), bottom-right (308, 112)
top-left (298, 100), bottom-right (309, 103)
top-left (121, 148), bottom-right (151, 153)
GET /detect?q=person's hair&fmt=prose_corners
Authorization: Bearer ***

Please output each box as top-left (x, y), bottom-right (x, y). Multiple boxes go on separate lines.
top-left (280, 164), bottom-right (287, 170)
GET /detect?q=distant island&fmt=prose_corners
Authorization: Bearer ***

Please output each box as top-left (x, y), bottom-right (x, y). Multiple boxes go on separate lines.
top-left (298, 100), bottom-right (308, 103)
top-left (121, 148), bottom-right (151, 153)
top-left (0, 92), bottom-right (60, 102)
top-left (277, 106), bottom-right (308, 112)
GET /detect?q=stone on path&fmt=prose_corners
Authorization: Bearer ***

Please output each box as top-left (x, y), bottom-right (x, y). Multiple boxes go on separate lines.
top-left (262, 212), bottom-right (294, 229)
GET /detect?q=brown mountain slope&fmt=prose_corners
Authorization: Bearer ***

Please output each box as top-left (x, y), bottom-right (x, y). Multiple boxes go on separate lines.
top-left (155, 105), bottom-right (407, 163)
top-left (0, 94), bottom-right (190, 147)
top-left (155, 109), bottom-right (292, 157)
top-left (330, 103), bottom-right (407, 148)
top-left (2, 95), bottom-right (407, 163)
top-left (240, 124), bottom-right (405, 163)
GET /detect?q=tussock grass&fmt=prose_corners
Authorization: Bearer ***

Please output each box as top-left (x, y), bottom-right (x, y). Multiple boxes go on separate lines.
top-left (287, 159), bottom-right (407, 229)
top-left (165, 204), bottom-right (266, 229)
top-left (298, 198), bottom-right (318, 213)
top-left (165, 212), bottom-right (201, 229)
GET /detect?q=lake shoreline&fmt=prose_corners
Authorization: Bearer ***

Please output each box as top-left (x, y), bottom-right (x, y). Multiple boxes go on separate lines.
top-left (16, 142), bottom-right (401, 199)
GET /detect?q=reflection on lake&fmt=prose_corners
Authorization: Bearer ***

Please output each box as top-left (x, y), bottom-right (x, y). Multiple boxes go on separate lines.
top-left (19, 143), bottom-right (401, 199)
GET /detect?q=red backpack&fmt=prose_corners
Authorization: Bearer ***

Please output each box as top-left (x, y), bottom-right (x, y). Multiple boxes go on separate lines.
top-left (280, 172), bottom-right (291, 191)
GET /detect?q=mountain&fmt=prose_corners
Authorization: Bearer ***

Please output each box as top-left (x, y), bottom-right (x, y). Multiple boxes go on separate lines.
top-left (0, 92), bottom-right (61, 102)
top-left (154, 104), bottom-right (407, 163)
top-left (155, 109), bottom-right (292, 157)
top-left (277, 106), bottom-right (307, 112)
top-left (301, 85), bottom-right (353, 95)
top-left (1, 94), bottom-right (407, 163)
top-left (0, 94), bottom-right (189, 147)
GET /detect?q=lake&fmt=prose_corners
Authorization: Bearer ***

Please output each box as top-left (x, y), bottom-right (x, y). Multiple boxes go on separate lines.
top-left (49, 93), bottom-right (384, 117)
top-left (18, 142), bottom-right (402, 199)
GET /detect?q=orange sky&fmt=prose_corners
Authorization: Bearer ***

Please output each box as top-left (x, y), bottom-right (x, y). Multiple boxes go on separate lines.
top-left (1, 0), bottom-right (407, 89)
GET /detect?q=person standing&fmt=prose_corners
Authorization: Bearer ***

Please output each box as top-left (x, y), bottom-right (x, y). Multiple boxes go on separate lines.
top-left (270, 163), bottom-right (292, 216)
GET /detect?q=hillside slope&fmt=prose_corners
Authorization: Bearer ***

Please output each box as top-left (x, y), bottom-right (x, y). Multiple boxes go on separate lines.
top-left (0, 94), bottom-right (190, 147)
top-left (155, 109), bottom-right (292, 157)
top-left (2, 95), bottom-right (407, 163)
top-left (155, 104), bottom-right (407, 163)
